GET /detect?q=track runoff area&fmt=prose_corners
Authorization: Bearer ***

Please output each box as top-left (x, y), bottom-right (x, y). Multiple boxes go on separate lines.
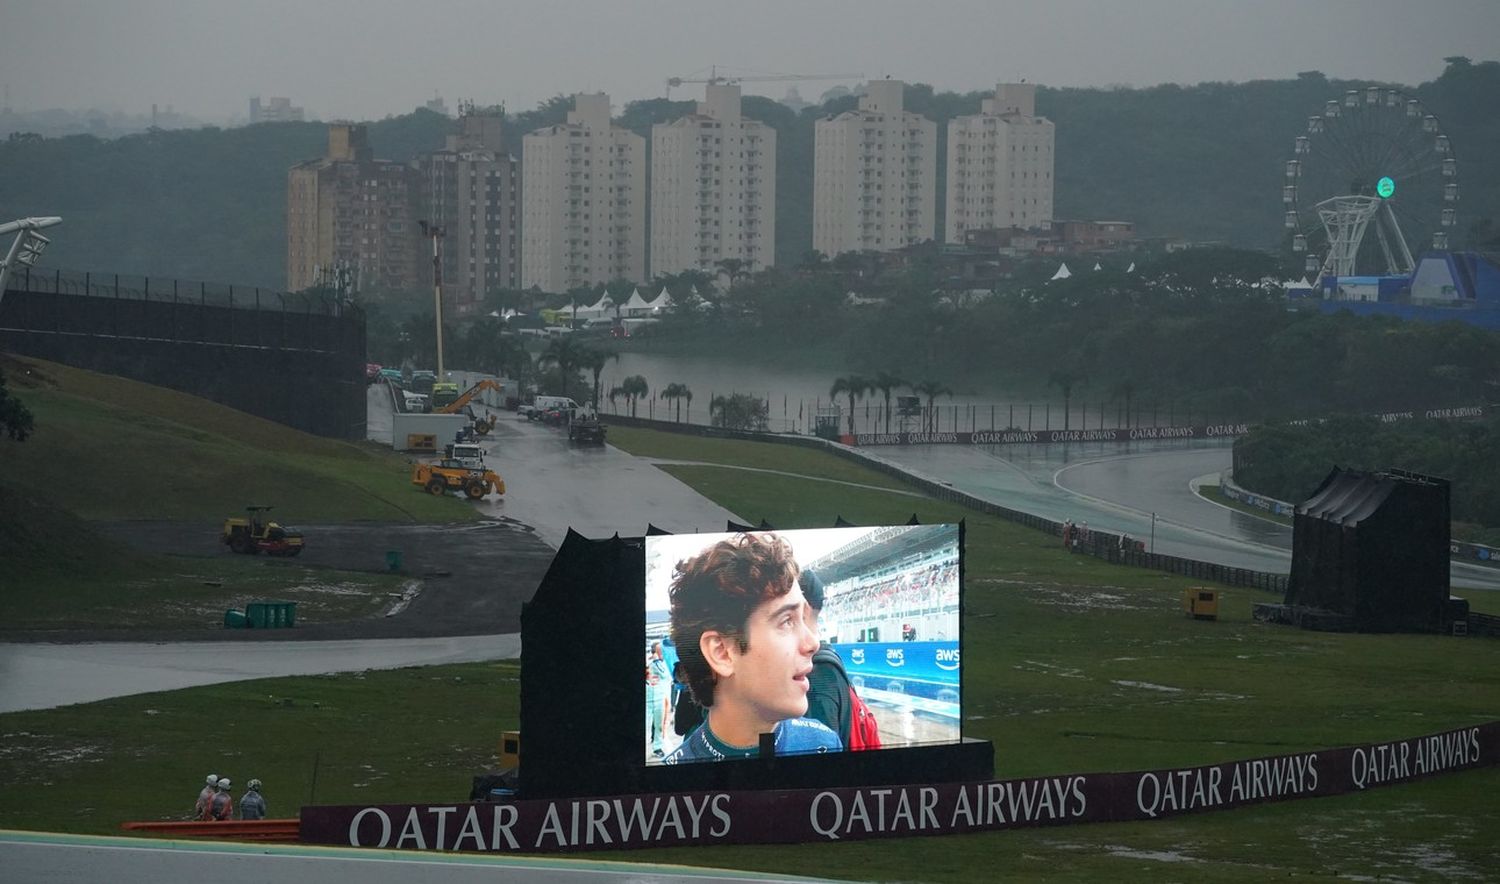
top-left (291, 523), bottom-right (1497, 858)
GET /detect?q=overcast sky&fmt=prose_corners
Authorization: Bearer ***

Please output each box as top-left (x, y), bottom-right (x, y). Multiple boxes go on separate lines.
top-left (2, 0), bottom-right (1496, 123)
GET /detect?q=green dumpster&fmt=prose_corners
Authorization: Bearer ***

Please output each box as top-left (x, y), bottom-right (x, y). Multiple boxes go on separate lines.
top-left (272, 601), bottom-right (297, 628)
top-left (385, 550), bottom-right (402, 572)
top-left (224, 609), bottom-right (249, 629)
top-left (245, 602), bottom-right (270, 628)
top-left (245, 601), bottom-right (297, 628)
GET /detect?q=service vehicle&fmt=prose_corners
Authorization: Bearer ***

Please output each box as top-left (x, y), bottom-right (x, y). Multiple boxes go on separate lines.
top-left (568, 417), bottom-right (607, 444)
top-left (221, 506), bottom-right (305, 556)
top-left (410, 370), bottom-right (437, 396)
top-left (431, 382), bottom-right (461, 410)
top-left (412, 459), bottom-right (505, 499)
top-left (434, 379), bottom-right (506, 434)
top-left (524, 395), bottom-right (583, 421)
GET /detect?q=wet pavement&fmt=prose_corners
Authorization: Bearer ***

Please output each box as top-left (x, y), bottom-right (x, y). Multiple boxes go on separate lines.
top-left (0, 634), bottom-right (519, 714)
top-left (0, 831), bottom-right (839, 884)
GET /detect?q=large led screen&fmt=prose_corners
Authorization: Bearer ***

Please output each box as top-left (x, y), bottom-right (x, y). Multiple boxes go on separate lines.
top-left (644, 525), bottom-right (961, 766)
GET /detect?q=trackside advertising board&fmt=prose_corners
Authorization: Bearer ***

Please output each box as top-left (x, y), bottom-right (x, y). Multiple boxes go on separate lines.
top-left (300, 722), bottom-right (1496, 854)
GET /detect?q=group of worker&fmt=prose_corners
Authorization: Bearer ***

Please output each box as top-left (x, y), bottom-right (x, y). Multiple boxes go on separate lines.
top-left (194, 773), bottom-right (268, 821)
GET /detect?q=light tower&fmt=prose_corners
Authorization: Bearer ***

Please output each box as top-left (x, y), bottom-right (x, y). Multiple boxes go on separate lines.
top-left (0, 216), bottom-right (62, 310)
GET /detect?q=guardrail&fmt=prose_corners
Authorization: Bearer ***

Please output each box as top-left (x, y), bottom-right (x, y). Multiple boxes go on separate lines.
top-left (120, 819), bottom-right (301, 841)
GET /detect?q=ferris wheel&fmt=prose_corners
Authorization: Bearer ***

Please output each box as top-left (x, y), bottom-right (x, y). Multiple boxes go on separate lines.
top-left (1282, 86), bottom-right (1459, 281)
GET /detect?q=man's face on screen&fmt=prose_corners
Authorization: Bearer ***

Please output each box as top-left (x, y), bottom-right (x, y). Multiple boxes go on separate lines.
top-left (722, 584), bottom-right (819, 725)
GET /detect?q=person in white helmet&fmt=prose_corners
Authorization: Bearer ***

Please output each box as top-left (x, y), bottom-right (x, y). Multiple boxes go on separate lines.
top-left (194, 773), bottom-right (218, 820)
top-left (239, 778), bottom-right (267, 821)
top-left (209, 777), bottom-right (235, 821)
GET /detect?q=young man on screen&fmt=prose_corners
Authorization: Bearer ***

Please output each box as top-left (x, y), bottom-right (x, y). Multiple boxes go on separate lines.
top-left (663, 533), bottom-right (842, 763)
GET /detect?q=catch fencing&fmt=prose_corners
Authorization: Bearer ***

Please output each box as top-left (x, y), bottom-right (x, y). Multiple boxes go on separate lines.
top-left (0, 267), bottom-right (366, 439)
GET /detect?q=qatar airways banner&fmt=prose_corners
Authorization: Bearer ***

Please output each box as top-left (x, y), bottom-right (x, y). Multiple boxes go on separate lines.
top-left (300, 722), bottom-right (1495, 855)
top-left (849, 424), bottom-right (1252, 447)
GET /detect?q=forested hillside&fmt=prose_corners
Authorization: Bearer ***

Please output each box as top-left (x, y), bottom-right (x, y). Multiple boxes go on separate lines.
top-left (1, 58), bottom-right (1495, 291)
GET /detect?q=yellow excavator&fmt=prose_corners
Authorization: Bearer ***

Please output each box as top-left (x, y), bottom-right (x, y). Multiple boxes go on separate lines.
top-left (434, 379), bottom-right (506, 435)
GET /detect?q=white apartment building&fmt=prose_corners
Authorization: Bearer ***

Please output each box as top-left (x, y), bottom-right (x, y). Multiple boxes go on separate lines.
top-left (812, 80), bottom-right (936, 257)
top-left (521, 93), bottom-right (645, 293)
top-left (651, 83), bottom-right (776, 276)
top-left (945, 83), bottom-right (1055, 243)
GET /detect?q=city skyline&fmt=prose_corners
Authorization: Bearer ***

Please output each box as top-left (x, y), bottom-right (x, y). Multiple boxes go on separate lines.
top-left (2, 0), bottom-right (1496, 125)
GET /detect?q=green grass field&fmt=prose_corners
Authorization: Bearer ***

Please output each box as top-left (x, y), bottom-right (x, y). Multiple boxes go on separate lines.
top-left (3, 397), bottom-right (1498, 879)
top-left (0, 356), bottom-right (475, 628)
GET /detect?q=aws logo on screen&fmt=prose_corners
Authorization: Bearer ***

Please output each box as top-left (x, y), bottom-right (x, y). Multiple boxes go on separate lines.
top-left (885, 649), bottom-right (905, 668)
top-left (934, 648), bottom-right (961, 671)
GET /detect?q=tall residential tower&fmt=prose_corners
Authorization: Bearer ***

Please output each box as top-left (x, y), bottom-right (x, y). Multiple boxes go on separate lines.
top-left (651, 83), bottom-right (776, 276)
top-left (521, 93), bottom-right (645, 293)
top-left (945, 83), bottom-right (1055, 242)
top-left (414, 109), bottom-right (520, 316)
top-left (812, 80), bottom-right (936, 257)
top-left (287, 124), bottom-right (419, 294)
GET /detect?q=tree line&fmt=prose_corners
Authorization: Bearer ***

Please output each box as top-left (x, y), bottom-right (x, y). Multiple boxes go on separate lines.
top-left (1233, 414), bottom-right (1500, 540)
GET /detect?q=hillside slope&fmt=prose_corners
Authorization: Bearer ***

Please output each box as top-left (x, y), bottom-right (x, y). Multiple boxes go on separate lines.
top-left (0, 355), bottom-right (465, 523)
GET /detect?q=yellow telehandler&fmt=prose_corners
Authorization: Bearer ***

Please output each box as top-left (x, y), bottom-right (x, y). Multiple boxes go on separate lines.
top-left (412, 459), bottom-right (505, 500)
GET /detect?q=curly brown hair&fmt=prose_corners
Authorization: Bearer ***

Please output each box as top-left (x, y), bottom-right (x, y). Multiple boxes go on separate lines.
top-left (669, 533), bottom-right (799, 708)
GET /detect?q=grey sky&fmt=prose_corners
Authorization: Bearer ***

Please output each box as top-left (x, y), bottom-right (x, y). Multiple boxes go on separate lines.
top-left (2, 0), bottom-right (1495, 122)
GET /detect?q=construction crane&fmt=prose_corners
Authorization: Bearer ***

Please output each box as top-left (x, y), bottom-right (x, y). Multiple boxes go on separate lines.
top-left (665, 68), bottom-right (864, 100)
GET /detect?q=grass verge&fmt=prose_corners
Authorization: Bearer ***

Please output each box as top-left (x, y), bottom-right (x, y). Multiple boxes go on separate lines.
top-left (2, 356), bottom-right (471, 522)
top-left (3, 427), bottom-right (1499, 879)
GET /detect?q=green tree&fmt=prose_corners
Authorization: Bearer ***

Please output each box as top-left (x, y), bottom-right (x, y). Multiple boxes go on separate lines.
top-left (0, 367), bottom-right (35, 441)
top-left (577, 346), bottom-right (617, 410)
top-left (659, 383), bottom-right (693, 422)
top-left (830, 375), bottom-right (872, 436)
top-left (871, 371), bottom-right (907, 433)
top-left (609, 375), bottom-right (649, 417)
top-left (1049, 370), bottom-right (1086, 431)
top-left (709, 393), bottom-right (769, 431)
top-left (911, 380), bottom-right (952, 433)
top-left (537, 336), bottom-right (586, 400)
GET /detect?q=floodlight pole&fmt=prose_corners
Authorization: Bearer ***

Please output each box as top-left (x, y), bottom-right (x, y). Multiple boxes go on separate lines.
top-left (0, 216), bottom-right (63, 311)
top-left (419, 221), bottom-right (446, 378)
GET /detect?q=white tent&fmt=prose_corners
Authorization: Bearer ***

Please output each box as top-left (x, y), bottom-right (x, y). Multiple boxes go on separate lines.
top-left (1092, 262), bottom-right (1102, 272)
top-left (1050, 262), bottom-right (1073, 281)
top-left (647, 286), bottom-right (675, 314)
top-left (621, 287), bottom-right (652, 317)
top-left (576, 293), bottom-right (615, 321)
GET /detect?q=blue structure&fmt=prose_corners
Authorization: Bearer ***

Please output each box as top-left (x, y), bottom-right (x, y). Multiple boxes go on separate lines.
top-left (1312, 251), bottom-right (1500, 329)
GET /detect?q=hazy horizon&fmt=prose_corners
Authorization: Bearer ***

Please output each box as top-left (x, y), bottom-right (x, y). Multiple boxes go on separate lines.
top-left (2, 0), bottom-right (1497, 125)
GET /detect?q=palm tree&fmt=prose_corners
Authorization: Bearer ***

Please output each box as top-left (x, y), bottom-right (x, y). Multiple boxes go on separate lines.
top-left (609, 375), bottom-right (649, 418)
top-left (830, 375), bottom-right (873, 436)
top-left (578, 346), bottom-right (617, 412)
top-left (1049, 370), bottom-right (1086, 431)
top-left (714, 257), bottom-right (749, 289)
top-left (537, 336), bottom-right (585, 400)
top-left (1110, 380), bottom-right (1137, 429)
top-left (659, 383), bottom-right (693, 422)
top-left (871, 371), bottom-right (906, 433)
top-left (911, 380), bottom-right (952, 433)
